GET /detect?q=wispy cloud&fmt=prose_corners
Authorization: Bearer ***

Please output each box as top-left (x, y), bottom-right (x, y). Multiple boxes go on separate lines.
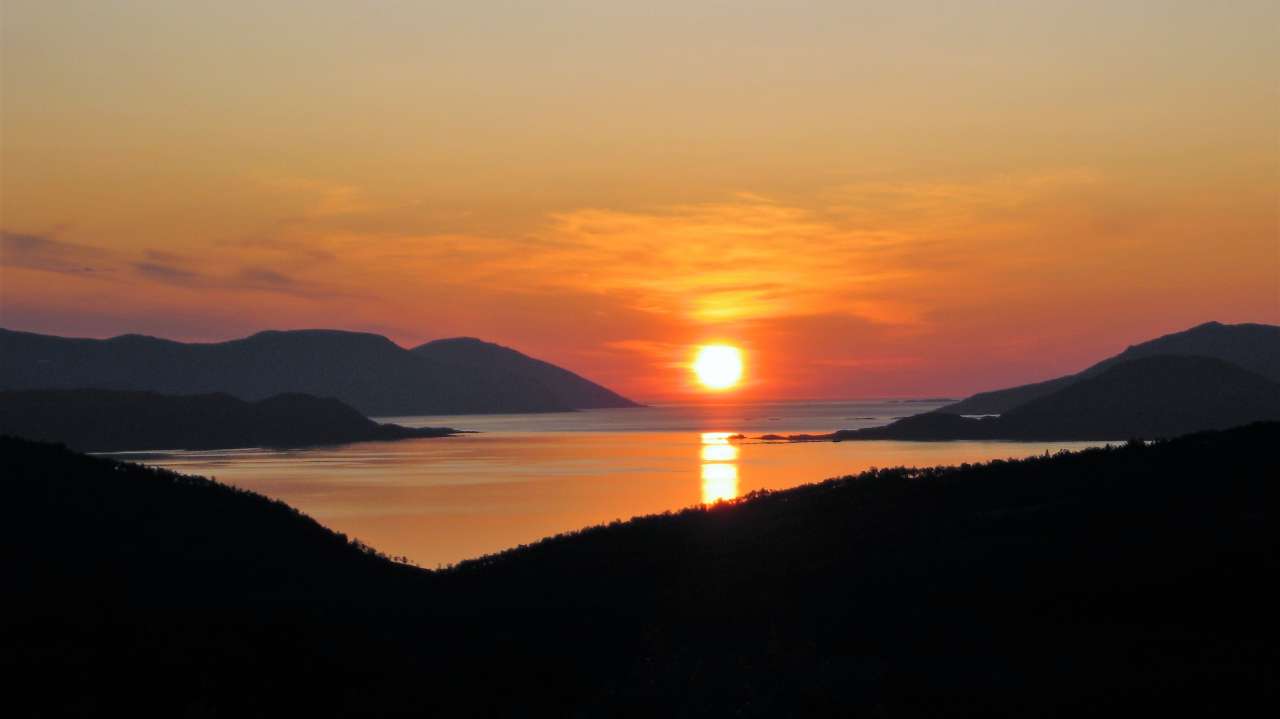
top-left (486, 198), bottom-right (933, 326)
top-left (2, 230), bottom-right (337, 300)
top-left (281, 170), bottom-right (1129, 336)
top-left (238, 267), bottom-right (295, 287)
top-left (133, 261), bottom-right (203, 284)
top-left (0, 232), bottom-right (111, 274)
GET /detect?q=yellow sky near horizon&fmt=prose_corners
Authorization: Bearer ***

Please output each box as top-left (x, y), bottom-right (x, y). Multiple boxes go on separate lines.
top-left (2, 1), bottom-right (1277, 401)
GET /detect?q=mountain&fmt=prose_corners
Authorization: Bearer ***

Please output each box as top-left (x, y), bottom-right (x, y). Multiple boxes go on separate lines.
top-left (796, 355), bottom-right (1280, 441)
top-left (996, 355), bottom-right (1280, 438)
top-left (0, 327), bottom-right (633, 415)
top-left (0, 389), bottom-right (457, 452)
top-left (939, 321), bottom-right (1280, 415)
top-left (6, 424), bottom-right (1277, 715)
top-left (412, 337), bottom-right (639, 409)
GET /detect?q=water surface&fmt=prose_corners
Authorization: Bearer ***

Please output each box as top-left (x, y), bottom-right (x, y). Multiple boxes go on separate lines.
top-left (133, 401), bottom-right (1107, 567)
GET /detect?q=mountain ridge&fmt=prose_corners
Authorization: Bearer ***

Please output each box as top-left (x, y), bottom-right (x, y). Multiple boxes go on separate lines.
top-left (412, 336), bottom-right (639, 410)
top-left (0, 327), bottom-right (637, 415)
top-left (938, 321), bottom-right (1280, 415)
top-left (773, 354), bottom-right (1280, 441)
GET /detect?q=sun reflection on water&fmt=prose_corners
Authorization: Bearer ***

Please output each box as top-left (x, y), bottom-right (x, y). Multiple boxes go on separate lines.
top-left (701, 444), bottom-right (738, 462)
top-left (700, 432), bottom-right (740, 504)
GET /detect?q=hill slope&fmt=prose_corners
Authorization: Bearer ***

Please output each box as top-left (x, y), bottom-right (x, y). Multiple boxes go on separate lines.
top-left (940, 321), bottom-right (1280, 415)
top-left (0, 327), bottom-right (624, 415)
top-left (806, 355), bottom-right (1280, 441)
top-left (2, 435), bottom-right (428, 601)
top-left (412, 337), bottom-right (638, 409)
top-left (996, 355), bottom-right (1280, 437)
top-left (0, 389), bottom-right (457, 451)
top-left (4, 424), bottom-right (1278, 715)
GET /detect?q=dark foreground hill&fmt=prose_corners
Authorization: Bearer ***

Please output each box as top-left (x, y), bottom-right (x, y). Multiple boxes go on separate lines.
top-left (0, 327), bottom-right (636, 415)
top-left (779, 355), bottom-right (1280, 442)
top-left (1, 435), bottom-right (426, 601)
top-left (0, 389), bottom-right (457, 451)
top-left (940, 321), bottom-right (1280, 415)
top-left (413, 337), bottom-right (639, 409)
top-left (4, 425), bottom-right (1277, 716)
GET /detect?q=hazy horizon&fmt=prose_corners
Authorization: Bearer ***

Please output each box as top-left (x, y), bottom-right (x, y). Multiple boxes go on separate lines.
top-left (9, 319), bottom-right (1272, 405)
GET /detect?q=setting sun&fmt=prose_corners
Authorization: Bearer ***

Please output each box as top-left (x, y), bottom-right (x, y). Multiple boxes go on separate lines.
top-left (693, 345), bottom-right (744, 390)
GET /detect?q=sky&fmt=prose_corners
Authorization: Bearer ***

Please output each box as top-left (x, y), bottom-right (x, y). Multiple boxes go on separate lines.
top-left (2, 0), bottom-right (1277, 402)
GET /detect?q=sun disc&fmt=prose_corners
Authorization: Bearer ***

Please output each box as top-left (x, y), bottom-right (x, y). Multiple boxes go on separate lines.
top-left (693, 345), bottom-right (744, 390)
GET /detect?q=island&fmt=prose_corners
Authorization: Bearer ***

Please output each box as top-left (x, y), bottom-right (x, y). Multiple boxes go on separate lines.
top-left (0, 388), bottom-right (459, 452)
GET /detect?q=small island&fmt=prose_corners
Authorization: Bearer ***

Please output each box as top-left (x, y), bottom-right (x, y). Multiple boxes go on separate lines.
top-left (0, 389), bottom-right (460, 452)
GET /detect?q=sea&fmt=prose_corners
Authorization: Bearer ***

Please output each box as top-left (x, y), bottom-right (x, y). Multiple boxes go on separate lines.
top-left (125, 400), bottom-right (1108, 568)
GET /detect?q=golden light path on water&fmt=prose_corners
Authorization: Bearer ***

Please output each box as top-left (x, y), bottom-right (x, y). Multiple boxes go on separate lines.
top-left (700, 432), bottom-right (740, 504)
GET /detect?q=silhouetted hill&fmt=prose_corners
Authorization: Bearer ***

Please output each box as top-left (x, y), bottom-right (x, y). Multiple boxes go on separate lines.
top-left (2, 435), bottom-right (427, 602)
top-left (997, 355), bottom-right (1280, 437)
top-left (0, 389), bottom-right (457, 451)
top-left (0, 327), bottom-right (633, 415)
top-left (762, 410), bottom-right (1002, 441)
top-left (5, 425), bottom-right (1277, 715)
top-left (940, 321), bottom-right (1280, 415)
top-left (776, 355), bottom-right (1280, 441)
top-left (412, 337), bottom-right (639, 409)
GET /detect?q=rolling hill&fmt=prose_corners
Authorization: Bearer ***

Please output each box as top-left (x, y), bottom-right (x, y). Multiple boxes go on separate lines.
top-left (780, 355), bottom-right (1280, 441)
top-left (939, 321), bottom-right (1280, 415)
top-left (412, 337), bottom-right (638, 409)
top-left (0, 327), bottom-right (637, 415)
top-left (1, 434), bottom-right (425, 602)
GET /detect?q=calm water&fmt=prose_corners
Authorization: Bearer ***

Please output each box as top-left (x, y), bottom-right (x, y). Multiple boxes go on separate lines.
top-left (128, 401), bottom-right (1108, 567)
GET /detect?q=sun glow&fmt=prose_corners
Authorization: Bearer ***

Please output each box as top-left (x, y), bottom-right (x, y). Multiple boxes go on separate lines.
top-left (693, 345), bottom-right (744, 390)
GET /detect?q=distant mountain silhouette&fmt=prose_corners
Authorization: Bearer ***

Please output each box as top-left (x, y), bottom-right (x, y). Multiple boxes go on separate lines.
top-left (997, 355), bottom-right (1280, 437)
top-left (0, 389), bottom-right (457, 451)
top-left (6, 424), bottom-right (1277, 715)
top-left (412, 337), bottom-right (639, 409)
top-left (940, 321), bottom-right (1280, 415)
top-left (0, 327), bottom-right (634, 415)
top-left (772, 355), bottom-right (1280, 441)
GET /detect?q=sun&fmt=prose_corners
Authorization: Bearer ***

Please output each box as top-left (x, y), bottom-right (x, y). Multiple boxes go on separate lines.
top-left (693, 345), bottom-right (744, 390)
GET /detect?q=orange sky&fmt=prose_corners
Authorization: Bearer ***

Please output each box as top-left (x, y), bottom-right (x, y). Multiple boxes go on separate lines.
top-left (2, 1), bottom-right (1277, 402)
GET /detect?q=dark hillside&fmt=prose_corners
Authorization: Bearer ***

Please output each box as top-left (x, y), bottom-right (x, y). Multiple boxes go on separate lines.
top-left (808, 355), bottom-right (1280, 441)
top-left (4, 425), bottom-right (1277, 715)
top-left (940, 321), bottom-right (1280, 415)
top-left (999, 354), bottom-right (1280, 437)
top-left (413, 337), bottom-right (640, 409)
top-left (1, 436), bottom-right (426, 602)
top-left (444, 423), bottom-right (1279, 714)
